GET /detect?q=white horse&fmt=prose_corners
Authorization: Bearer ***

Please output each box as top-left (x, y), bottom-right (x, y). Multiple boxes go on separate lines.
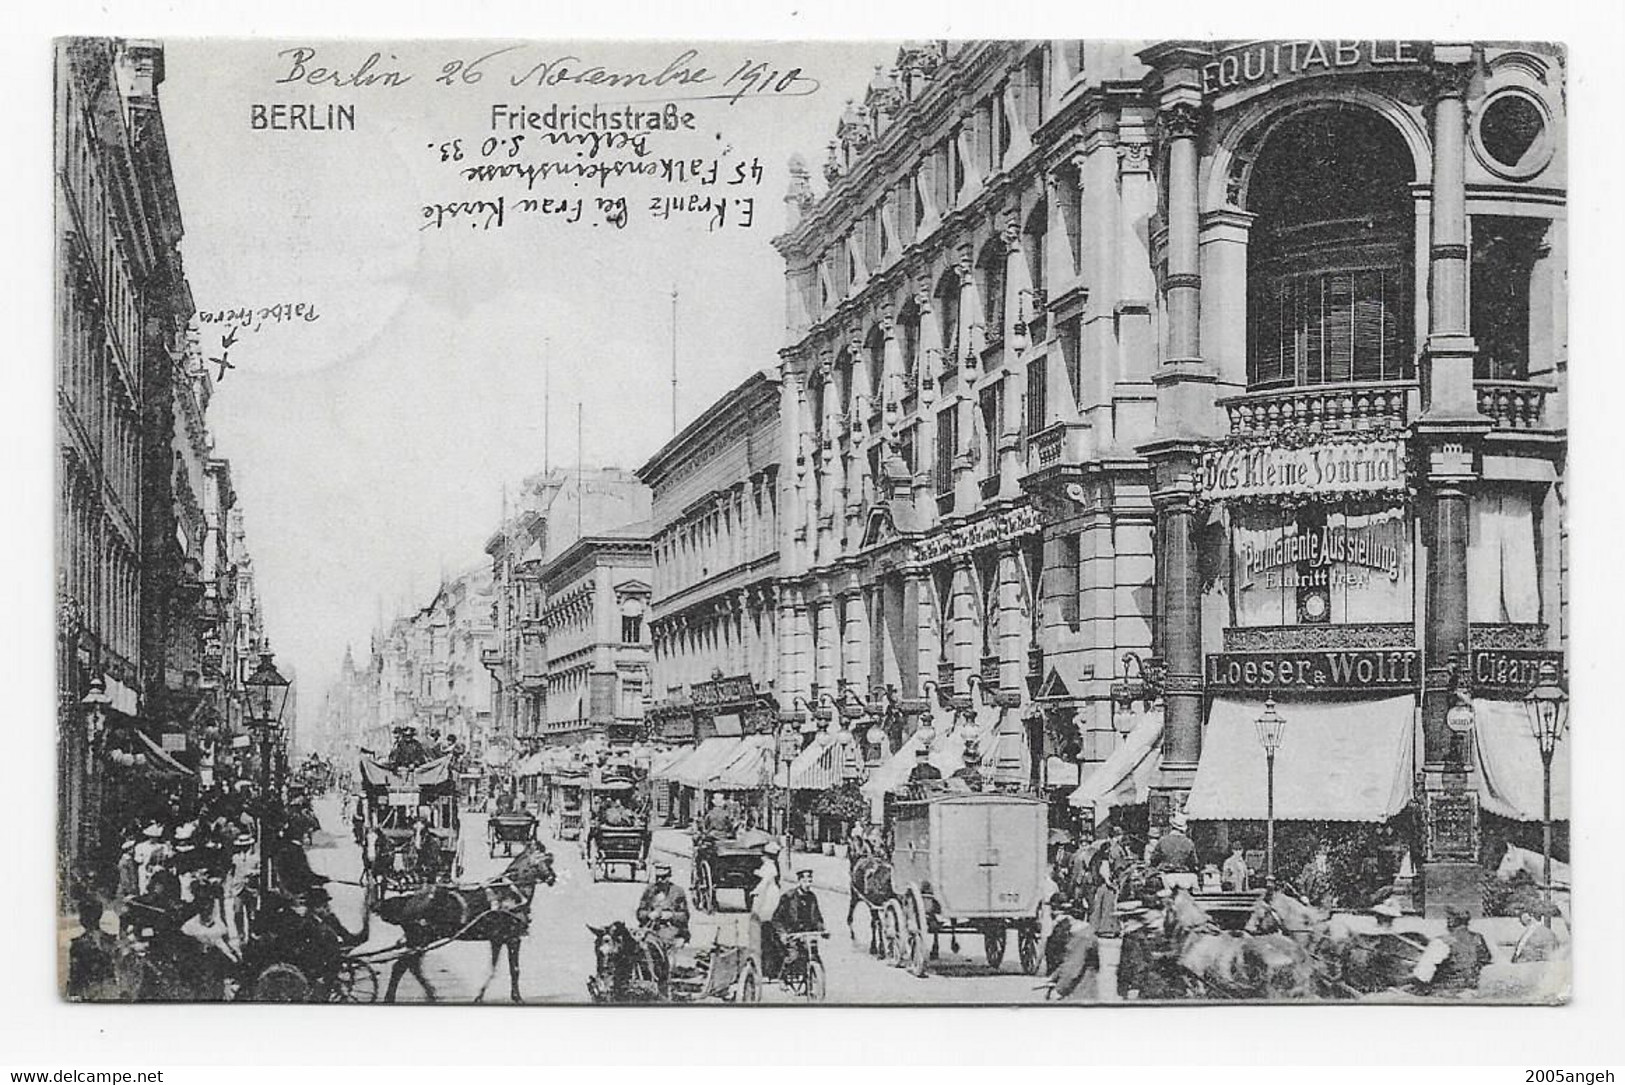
top-left (1496, 843), bottom-right (1572, 922)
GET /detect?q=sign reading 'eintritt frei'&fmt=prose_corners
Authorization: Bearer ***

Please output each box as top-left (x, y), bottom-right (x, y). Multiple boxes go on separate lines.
top-left (1200, 438), bottom-right (1406, 502)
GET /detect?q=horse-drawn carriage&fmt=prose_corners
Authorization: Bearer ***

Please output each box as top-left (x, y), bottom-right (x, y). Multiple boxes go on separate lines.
top-left (588, 910), bottom-right (827, 1003)
top-left (548, 772), bottom-right (589, 843)
top-left (884, 792), bottom-right (1048, 977)
top-left (487, 811), bottom-right (539, 858)
top-left (584, 767), bottom-right (653, 882)
top-left (357, 754), bottom-right (462, 909)
top-left (690, 830), bottom-right (775, 913)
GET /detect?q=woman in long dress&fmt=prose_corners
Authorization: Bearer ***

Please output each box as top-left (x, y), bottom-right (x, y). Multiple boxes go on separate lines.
top-left (1089, 831), bottom-right (1127, 937)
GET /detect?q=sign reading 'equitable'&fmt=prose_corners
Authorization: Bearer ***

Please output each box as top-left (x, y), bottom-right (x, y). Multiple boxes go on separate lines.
top-left (1200, 438), bottom-right (1406, 502)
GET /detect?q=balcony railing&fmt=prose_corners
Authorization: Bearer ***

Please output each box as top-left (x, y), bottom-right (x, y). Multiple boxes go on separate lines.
top-left (1223, 381), bottom-right (1417, 438)
top-left (1475, 381), bottom-right (1553, 430)
top-left (1023, 421), bottom-right (1094, 476)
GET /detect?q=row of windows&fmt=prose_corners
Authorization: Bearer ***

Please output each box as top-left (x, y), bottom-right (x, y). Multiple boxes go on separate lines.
top-left (61, 480), bottom-right (140, 667)
top-left (59, 280), bottom-right (142, 516)
top-left (654, 486), bottom-right (778, 598)
top-left (812, 47), bottom-right (1057, 321)
top-left (653, 606), bottom-right (777, 695)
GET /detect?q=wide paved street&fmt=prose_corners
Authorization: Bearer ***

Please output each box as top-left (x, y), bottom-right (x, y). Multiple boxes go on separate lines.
top-left (306, 796), bottom-right (1067, 1004)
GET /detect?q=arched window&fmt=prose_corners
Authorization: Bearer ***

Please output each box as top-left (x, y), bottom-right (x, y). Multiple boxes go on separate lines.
top-left (835, 348), bottom-right (853, 415)
top-left (1246, 107), bottom-right (1414, 389)
top-left (895, 301), bottom-right (920, 393)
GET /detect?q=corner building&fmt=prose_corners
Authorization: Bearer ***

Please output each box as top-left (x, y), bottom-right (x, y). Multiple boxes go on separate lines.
top-left (777, 40), bottom-right (1567, 912)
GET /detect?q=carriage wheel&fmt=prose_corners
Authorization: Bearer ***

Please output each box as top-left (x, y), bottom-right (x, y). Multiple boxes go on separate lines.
top-left (693, 861), bottom-right (716, 913)
top-left (803, 958), bottom-right (827, 1002)
top-left (881, 899), bottom-right (904, 965)
top-left (1018, 926), bottom-right (1042, 976)
top-left (251, 962), bottom-right (313, 1002)
top-left (331, 959), bottom-right (379, 1003)
top-left (983, 925), bottom-right (1008, 969)
top-left (736, 958), bottom-right (761, 1004)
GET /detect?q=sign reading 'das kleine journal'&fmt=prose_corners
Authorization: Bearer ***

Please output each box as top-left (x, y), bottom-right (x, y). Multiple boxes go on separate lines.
top-left (1201, 439), bottom-right (1405, 503)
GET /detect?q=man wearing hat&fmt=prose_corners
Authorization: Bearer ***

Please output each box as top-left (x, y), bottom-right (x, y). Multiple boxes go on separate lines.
top-left (907, 745), bottom-right (944, 792)
top-left (948, 740), bottom-right (985, 793)
top-left (1151, 813), bottom-right (1198, 882)
top-left (770, 867), bottom-right (829, 975)
top-left (636, 862), bottom-right (691, 946)
top-left (1511, 907), bottom-right (1562, 963)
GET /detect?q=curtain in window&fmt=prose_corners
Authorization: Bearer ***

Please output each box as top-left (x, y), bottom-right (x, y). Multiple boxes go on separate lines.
top-left (1468, 491), bottom-right (1541, 623)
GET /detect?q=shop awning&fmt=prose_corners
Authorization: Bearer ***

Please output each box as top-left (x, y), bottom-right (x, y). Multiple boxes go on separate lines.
top-left (707, 735), bottom-right (775, 791)
top-left (1184, 696), bottom-right (1415, 822)
top-left (1473, 698), bottom-right (1571, 822)
top-left (132, 729), bottom-right (194, 777)
top-left (648, 745), bottom-right (691, 779)
top-left (515, 751), bottom-right (548, 777)
top-left (1069, 709), bottom-right (1163, 810)
top-left (789, 733), bottom-right (840, 790)
top-left (669, 737), bottom-right (744, 789)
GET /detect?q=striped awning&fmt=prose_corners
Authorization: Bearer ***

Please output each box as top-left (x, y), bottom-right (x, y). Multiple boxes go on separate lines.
top-left (668, 737), bottom-right (744, 788)
top-left (707, 736), bottom-right (775, 791)
top-left (647, 745), bottom-right (692, 779)
top-left (789, 733), bottom-right (856, 790)
top-left (132, 729), bottom-right (194, 777)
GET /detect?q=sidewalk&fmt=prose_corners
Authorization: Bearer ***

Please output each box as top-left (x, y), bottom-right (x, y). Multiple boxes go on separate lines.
top-left (650, 828), bottom-right (852, 897)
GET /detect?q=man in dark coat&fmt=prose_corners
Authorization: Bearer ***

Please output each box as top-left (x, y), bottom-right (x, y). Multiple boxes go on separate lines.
top-left (1151, 815), bottom-right (1198, 879)
top-left (907, 746), bottom-right (943, 789)
top-left (67, 898), bottom-right (119, 1000)
top-left (636, 862), bottom-right (691, 946)
top-left (772, 868), bottom-right (830, 967)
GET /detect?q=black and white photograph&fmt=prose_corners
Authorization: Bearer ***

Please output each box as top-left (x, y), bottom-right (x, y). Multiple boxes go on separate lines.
top-left (49, 32), bottom-right (1578, 1012)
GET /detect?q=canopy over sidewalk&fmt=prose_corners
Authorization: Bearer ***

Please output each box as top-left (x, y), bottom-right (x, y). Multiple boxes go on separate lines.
top-left (862, 703), bottom-right (1004, 800)
top-left (1069, 708), bottom-right (1162, 811)
top-left (706, 735), bottom-right (775, 791)
top-left (1184, 696), bottom-right (1414, 822)
top-left (1473, 698), bottom-right (1571, 821)
top-left (667, 737), bottom-right (745, 789)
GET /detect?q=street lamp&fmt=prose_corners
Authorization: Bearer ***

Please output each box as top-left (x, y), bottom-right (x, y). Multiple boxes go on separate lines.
top-left (243, 651), bottom-right (291, 887)
top-left (1253, 699), bottom-right (1287, 889)
top-left (1522, 661), bottom-right (1569, 928)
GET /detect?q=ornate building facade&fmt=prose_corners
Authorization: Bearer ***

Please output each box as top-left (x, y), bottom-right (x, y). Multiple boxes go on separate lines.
top-left (639, 370), bottom-right (784, 745)
top-left (537, 530), bottom-right (653, 746)
top-left (54, 38), bottom-right (262, 896)
top-left (770, 39), bottom-right (1566, 911)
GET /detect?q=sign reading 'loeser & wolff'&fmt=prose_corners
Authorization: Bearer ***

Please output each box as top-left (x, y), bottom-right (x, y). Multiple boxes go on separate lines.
top-left (1206, 649), bottom-right (1419, 691)
top-left (1200, 438), bottom-right (1406, 502)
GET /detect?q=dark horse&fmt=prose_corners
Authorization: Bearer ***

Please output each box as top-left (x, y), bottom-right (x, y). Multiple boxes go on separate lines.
top-left (586, 921), bottom-right (669, 1003)
top-left (372, 842), bottom-right (556, 1003)
top-left (847, 846), bottom-right (895, 957)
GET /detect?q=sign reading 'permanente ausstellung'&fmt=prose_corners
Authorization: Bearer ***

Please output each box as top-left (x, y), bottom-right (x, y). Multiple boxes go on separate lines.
top-left (1200, 438), bottom-right (1406, 502)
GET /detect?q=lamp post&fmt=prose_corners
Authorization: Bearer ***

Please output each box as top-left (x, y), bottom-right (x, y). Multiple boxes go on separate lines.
top-left (243, 651), bottom-right (291, 887)
top-left (1253, 699), bottom-right (1287, 889)
top-left (1522, 661), bottom-right (1569, 928)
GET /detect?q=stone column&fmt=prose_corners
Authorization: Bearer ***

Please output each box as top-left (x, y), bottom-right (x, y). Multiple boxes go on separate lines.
top-left (1163, 101), bottom-right (1203, 367)
top-left (810, 591), bottom-right (835, 696)
top-left (1418, 47), bottom-right (1489, 766)
top-left (913, 290), bottom-right (941, 518)
top-left (1151, 453), bottom-right (1204, 779)
top-left (907, 568), bottom-right (934, 699)
top-left (997, 542), bottom-right (1027, 693)
top-left (950, 556), bottom-right (978, 691)
top-left (954, 261), bottom-right (982, 514)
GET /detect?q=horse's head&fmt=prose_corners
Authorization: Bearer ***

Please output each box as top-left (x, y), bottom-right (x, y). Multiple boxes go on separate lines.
top-left (588, 921), bottom-right (636, 978)
top-left (1495, 842), bottom-right (1525, 883)
top-left (1245, 888), bottom-right (1327, 937)
top-left (508, 843), bottom-right (557, 887)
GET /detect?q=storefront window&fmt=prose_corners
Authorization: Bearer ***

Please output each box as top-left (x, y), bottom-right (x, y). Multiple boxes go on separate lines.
top-left (1246, 107), bottom-right (1414, 389)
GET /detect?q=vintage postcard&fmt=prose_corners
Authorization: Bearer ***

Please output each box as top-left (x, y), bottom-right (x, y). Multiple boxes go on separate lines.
top-left (54, 36), bottom-right (1570, 1005)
